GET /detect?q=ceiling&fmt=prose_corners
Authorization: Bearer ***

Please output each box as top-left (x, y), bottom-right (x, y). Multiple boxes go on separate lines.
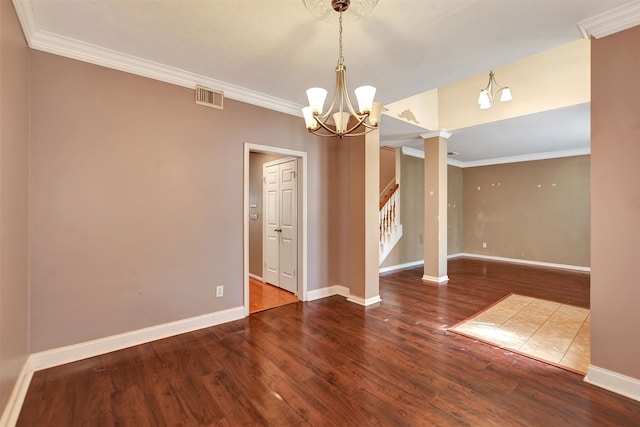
top-left (14, 0), bottom-right (637, 165)
top-left (386, 103), bottom-right (591, 166)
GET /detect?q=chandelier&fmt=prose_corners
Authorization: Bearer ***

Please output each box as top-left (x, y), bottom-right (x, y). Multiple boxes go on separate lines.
top-left (478, 70), bottom-right (512, 110)
top-left (302, 0), bottom-right (383, 138)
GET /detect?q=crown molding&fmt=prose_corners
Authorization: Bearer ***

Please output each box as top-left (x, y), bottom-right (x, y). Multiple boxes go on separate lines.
top-left (461, 147), bottom-right (591, 168)
top-left (420, 129), bottom-right (452, 140)
top-left (401, 146), bottom-right (425, 159)
top-left (12, 0), bottom-right (37, 40)
top-left (12, 1), bottom-right (303, 117)
top-left (578, 1), bottom-right (640, 39)
top-left (401, 146), bottom-right (466, 167)
top-left (447, 158), bottom-right (465, 168)
top-left (401, 146), bottom-right (590, 168)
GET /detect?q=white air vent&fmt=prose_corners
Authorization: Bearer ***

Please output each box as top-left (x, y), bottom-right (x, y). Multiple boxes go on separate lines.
top-left (195, 85), bottom-right (224, 109)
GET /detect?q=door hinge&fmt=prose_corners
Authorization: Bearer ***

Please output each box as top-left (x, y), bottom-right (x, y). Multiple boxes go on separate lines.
top-left (293, 269), bottom-right (296, 277)
top-left (262, 176), bottom-right (266, 184)
top-left (293, 171), bottom-right (297, 179)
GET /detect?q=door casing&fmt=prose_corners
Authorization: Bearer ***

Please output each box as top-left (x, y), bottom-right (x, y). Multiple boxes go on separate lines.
top-left (243, 143), bottom-right (307, 316)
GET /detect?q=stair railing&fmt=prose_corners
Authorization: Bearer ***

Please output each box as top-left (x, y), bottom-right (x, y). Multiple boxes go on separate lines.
top-left (379, 183), bottom-right (399, 246)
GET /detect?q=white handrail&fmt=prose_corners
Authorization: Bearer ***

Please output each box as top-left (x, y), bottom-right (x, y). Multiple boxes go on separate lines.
top-left (379, 187), bottom-right (398, 245)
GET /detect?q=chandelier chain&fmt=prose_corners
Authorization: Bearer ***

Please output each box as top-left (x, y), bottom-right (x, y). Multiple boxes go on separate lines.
top-left (338, 12), bottom-right (344, 65)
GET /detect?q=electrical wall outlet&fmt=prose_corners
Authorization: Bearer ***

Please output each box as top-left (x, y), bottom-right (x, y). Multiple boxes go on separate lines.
top-left (216, 286), bottom-right (224, 297)
top-left (482, 242), bottom-right (487, 248)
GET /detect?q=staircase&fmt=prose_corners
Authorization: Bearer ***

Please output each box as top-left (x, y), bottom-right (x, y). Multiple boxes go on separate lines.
top-left (379, 182), bottom-right (402, 265)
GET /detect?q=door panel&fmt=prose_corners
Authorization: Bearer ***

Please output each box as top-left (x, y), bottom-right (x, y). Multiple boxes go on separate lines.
top-left (263, 164), bottom-right (280, 286)
top-left (262, 158), bottom-right (297, 294)
top-left (278, 160), bottom-right (297, 294)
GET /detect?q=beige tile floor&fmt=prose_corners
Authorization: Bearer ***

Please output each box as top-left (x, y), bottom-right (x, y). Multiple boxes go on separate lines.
top-left (449, 294), bottom-right (590, 374)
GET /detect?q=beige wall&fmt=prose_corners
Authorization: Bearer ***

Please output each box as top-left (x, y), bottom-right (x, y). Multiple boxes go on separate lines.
top-left (463, 156), bottom-right (590, 267)
top-left (380, 157), bottom-right (462, 268)
top-left (591, 26), bottom-right (640, 380)
top-left (330, 139), bottom-right (351, 286)
top-left (0, 0), bottom-right (30, 415)
top-left (383, 155), bottom-right (588, 270)
top-left (28, 50), bottom-right (343, 352)
top-left (400, 155), bottom-right (425, 263)
top-left (448, 165), bottom-right (463, 255)
top-left (380, 154), bottom-right (424, 268)
top-left (248, 152), bottom-right (282, 277)
top-left (379, 147), bottom-right (396, 191)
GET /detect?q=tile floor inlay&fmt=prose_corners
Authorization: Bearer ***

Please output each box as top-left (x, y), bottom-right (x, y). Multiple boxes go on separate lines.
top-left (448, 294), bottom-right (590, 374)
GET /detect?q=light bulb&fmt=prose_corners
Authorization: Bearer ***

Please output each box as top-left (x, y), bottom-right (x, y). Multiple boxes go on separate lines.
top-left (354, 85), bottom-right (376, 114)
top-left (478, 90), bottom-right (490, 105)
top-left (368, 102), bottom-right (383, 126)
top-left (333, 112), bottom-right (350, 134)
top-left (302, 106), bottom-right (318, 130)
top-left (306, 88), bottom-right (327, 114)
top-left (500, 87), bottom-right (512, 102)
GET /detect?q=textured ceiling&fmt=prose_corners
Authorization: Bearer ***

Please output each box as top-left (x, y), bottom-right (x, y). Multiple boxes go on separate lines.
top-left (14, 0), bottom-right (637, 164)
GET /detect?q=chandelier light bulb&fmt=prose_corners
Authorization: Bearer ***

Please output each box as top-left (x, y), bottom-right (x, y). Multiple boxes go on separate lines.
top-left (368, 102), bottom-right (383, 126)
top-left (333, 112), bottom-right (350, 134)
top-left (302, 106), bottom-right (319, 130)
top-left (500, 87), bottom-right (512, 102)
top-left (354, 85), bottom-right (376, 114)
top-left (478, 90), bottom-right (490, 105)
top-left (306, 88), bottom-right (328, 114)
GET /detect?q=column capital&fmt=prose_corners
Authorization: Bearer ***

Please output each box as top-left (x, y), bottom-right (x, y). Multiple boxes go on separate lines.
top-left (420, 129), bottom-right (452, 140)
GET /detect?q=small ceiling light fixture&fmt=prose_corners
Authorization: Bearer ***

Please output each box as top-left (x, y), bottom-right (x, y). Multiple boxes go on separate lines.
top-left (302, 0), bottom-right (383, 138)
top-left (478, 70), bottom-right (512, 110)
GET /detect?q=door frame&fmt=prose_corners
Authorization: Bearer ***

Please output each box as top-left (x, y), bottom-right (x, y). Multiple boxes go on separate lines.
top-left (243, 143), bottom-right (307, 317)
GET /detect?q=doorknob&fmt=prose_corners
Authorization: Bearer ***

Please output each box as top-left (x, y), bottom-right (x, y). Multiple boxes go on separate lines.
top-left (274, 228), bottom-right (282, 232)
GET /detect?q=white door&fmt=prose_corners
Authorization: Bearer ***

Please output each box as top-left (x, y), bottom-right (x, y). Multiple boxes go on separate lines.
top-left (263, 158), bottom-right (298, 294)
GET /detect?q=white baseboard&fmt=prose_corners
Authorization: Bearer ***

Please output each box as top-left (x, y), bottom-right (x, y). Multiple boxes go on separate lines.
top-left (379, 260), bottom-right (424, 273)
top-left (0, 306), bottom-right (245, 426)
top-left (248, 273), bottom-right (263, 282)
top-left (307, 285), bottom-right (381, 306)
top-left (0, 359), bottom-right (33, 427)
top-left (347, 295), bottom-right (382, 306)
top-left (459, 253), bottom-right (590, 272)
top-left (378, 254), bottom-right (465, 274)
top-left (306, 285), bottom-right (349, 301)
top-left (422, 274), bottom-right (449, 284)
top-left (29, 306), bottom-right (245, 372)
top-left (584, 365), bottom-right (640, 402)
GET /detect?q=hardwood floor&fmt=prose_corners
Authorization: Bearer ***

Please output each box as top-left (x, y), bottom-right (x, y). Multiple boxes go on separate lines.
top-left (17, 258), bottom-right (640, 426)
top-left (249, 277), bottom-right (298, 314)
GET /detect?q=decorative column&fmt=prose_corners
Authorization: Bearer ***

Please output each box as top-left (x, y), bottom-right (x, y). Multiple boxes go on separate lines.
top-left (422, 130), bottom-right (451, 284)
top-left (348, 129), bottom-right (381, 305)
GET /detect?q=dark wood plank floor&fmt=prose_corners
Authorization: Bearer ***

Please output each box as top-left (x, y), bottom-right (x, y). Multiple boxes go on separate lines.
top-left (17, 258), bottom-right (640, 426)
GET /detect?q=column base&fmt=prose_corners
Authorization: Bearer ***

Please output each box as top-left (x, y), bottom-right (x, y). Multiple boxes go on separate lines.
top-left (347, 295), bottom-right (382, 306)
top-left (422, 274), bottom-right (449, 284)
